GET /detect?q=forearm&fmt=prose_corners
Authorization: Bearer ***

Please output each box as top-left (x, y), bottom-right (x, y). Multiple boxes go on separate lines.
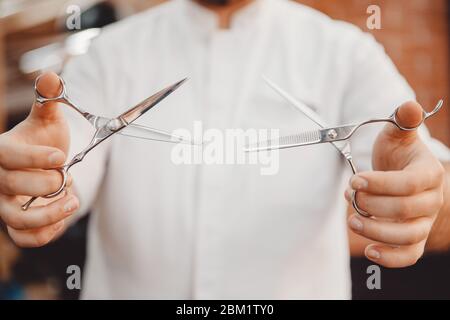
top-left (426, 162), bottom-right (450, 252)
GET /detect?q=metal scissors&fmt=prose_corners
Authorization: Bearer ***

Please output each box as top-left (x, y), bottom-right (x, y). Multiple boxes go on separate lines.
top-left (33, 76), bottom-right (192, 145)
top-left (246, 76), bottom-right (444, 217)
top-left (22, 76), bottom-right (187, 210)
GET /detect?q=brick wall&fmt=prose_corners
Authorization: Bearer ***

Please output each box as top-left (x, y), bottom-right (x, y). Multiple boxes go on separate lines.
top-left (296, 0), bottom-right (450, 145)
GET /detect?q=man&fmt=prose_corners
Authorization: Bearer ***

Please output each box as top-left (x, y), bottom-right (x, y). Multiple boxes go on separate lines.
top-left (0, 0), bottom-right (449, 299)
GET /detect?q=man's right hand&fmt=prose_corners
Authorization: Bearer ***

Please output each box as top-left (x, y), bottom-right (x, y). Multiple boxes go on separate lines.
top-left (0, 72), bottom-right (79, 247)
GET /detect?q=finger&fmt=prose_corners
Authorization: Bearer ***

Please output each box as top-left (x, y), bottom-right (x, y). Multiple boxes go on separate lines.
top-left (348, 214), bottom-right (433, 246)
top-left (350, 161), bottom-right (444, 196)
top-left (29, 72), bottom-right (65, 122)
top-left (382, 101), bottom-right (423, 141)
top-left (7, 220), bottom-right (65, 248)
top-left (0, 167), bottom-right (64, 196)
top-left (0, 193), bottom-right (78, 230)
top-left (0, 140), bottom-right (65, 169)
top-left (364, 241), bottom-right (426, 268)
top-left (66, 173), bottom-right (73, 188)
top-left (349, 189), bottom-right (443, 219)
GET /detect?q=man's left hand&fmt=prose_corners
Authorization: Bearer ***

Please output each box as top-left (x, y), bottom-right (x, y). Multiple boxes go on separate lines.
top-left (346, 101), bottom-right (446, 268)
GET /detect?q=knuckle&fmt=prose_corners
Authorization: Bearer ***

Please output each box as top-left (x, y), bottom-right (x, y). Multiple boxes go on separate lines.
top-left (377, 176), bottom-right (388, 193)
top-left (405, 181), bottom-right (419, 195)
top-left (417, 227), bottom-right (429, 243)
top-left (47, 171), bottom-right (63, 193)
top-left (4, 212), bottom-right (24, 230)
top-left (397, 198), bottom-right (413, 219)
top-left (33, 231), bottom-right (53, 247)
top-left (27, 153), bottom-right (40, 168)
top-left (407, 227), bottom-right (428, 246)
top-left (43, 206), bottom-right (62, 225)
top-left (2, 172), bottom-right (17, 194)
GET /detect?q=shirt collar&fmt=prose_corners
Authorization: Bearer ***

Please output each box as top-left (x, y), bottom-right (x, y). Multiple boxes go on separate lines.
top-left (178, 0), bottom-right (271, 35)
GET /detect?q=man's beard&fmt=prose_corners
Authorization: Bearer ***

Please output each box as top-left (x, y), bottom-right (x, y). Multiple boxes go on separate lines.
top-left (200, 0), bottom-right (232, 5)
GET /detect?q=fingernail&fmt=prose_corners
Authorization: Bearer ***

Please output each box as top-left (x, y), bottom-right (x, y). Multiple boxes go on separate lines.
top-left (349, 216), bottom-right (363, 232)
top-left (63, 196), bottom-right (78, 213)
top-left (367, 248), bottom-right (381, 260)
top-left (49, 151), bottom-right (64, 166)
top-left (344, 188), bottom-right (351, 201)
top-left (351, 176), bottom-right (368, 190)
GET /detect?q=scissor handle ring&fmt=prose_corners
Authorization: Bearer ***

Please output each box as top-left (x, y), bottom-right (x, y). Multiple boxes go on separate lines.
top-left (391, 107), bottom-right (427, 132)
top-left (21, 168), bottom-right (68, 211)
top-left (34, 74), bottom-right (67, 105)
top-left (43, 167), bottom-right (68, 199)
top-left (351, 190), bottom-right (372, 218)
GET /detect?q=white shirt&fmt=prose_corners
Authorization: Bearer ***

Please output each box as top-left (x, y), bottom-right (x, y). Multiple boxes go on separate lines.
top-left (62, 0), bottom-right (450, 299)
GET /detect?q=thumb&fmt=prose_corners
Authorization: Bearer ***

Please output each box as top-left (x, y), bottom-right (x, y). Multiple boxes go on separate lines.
top-left (29, 72), bottom-right (65, 122)
top-left (383, 101), bottom-right (424, 140)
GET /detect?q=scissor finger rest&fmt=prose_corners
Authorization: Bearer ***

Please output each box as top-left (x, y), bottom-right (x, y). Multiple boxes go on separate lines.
top-left (34, 75), bottom-right (68, 106)
top-left (389, 99), bottom-right (444, 131)
top-left (351, 100), bottom-right (444, 218)
top-left (21, 167), bottom-right (68, 211)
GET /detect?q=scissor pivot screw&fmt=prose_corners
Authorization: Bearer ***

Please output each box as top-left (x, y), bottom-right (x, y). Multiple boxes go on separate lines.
top-left (107, 119), bottom-right (123, 131)
top-left (327, 129), bottom-right (338, 140)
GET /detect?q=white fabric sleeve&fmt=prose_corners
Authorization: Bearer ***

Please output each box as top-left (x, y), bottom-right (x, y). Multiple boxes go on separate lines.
top-left (341, 31), bottom-right (450, 171)
top-left (61, 43), bottom-right (110, 222)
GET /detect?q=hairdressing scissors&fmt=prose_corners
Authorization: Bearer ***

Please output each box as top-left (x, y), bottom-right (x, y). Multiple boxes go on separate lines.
top-left (32, 76), bottom-right (192, 145)
top-left (246, 76), bottom-right (444, 217)
top-left (22, 76), bottom-right (187, 210)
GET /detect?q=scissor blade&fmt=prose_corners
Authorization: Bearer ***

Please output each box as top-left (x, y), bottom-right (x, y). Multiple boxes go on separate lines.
top-left (118, 78), bottom-right (187, 125)
top-left (262, 75), bottom-right (326, 128)
top-left (262, 76), bottom-right (353, 157)
top-left (245, 129), bottom-right (322, 152)
top-left (93, 116), bottom-right (196, 144)
top-left (119, 123), bottom-right (198, 145)
top-left (245, 125), bottom-right (356, 152)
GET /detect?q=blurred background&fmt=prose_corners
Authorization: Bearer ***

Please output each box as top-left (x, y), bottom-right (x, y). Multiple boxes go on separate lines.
top-left (0, 0), bottom-right (449, 299)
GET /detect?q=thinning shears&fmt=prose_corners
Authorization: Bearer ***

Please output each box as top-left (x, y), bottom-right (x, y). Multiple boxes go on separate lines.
top-left (22, 76), bottom-right (187, 210)
top-left (246, 77), bottom-right (444, 217)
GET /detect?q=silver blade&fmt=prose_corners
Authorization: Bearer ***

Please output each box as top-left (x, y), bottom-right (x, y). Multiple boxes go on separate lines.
top-left (93, 116), bottom-right (196, 145)
top-left (262, 75), bottom-right (352, 157)
top-left (245, 129), bottom-right (322, 152)
top-left (245, 125), bottom-right (356, 152)
top-left (118, 78), bottom-right (187, 125)
top-left (262, 75), bottom-right (327, 127)
top-left (119, 123), bottom-right (198, 145)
